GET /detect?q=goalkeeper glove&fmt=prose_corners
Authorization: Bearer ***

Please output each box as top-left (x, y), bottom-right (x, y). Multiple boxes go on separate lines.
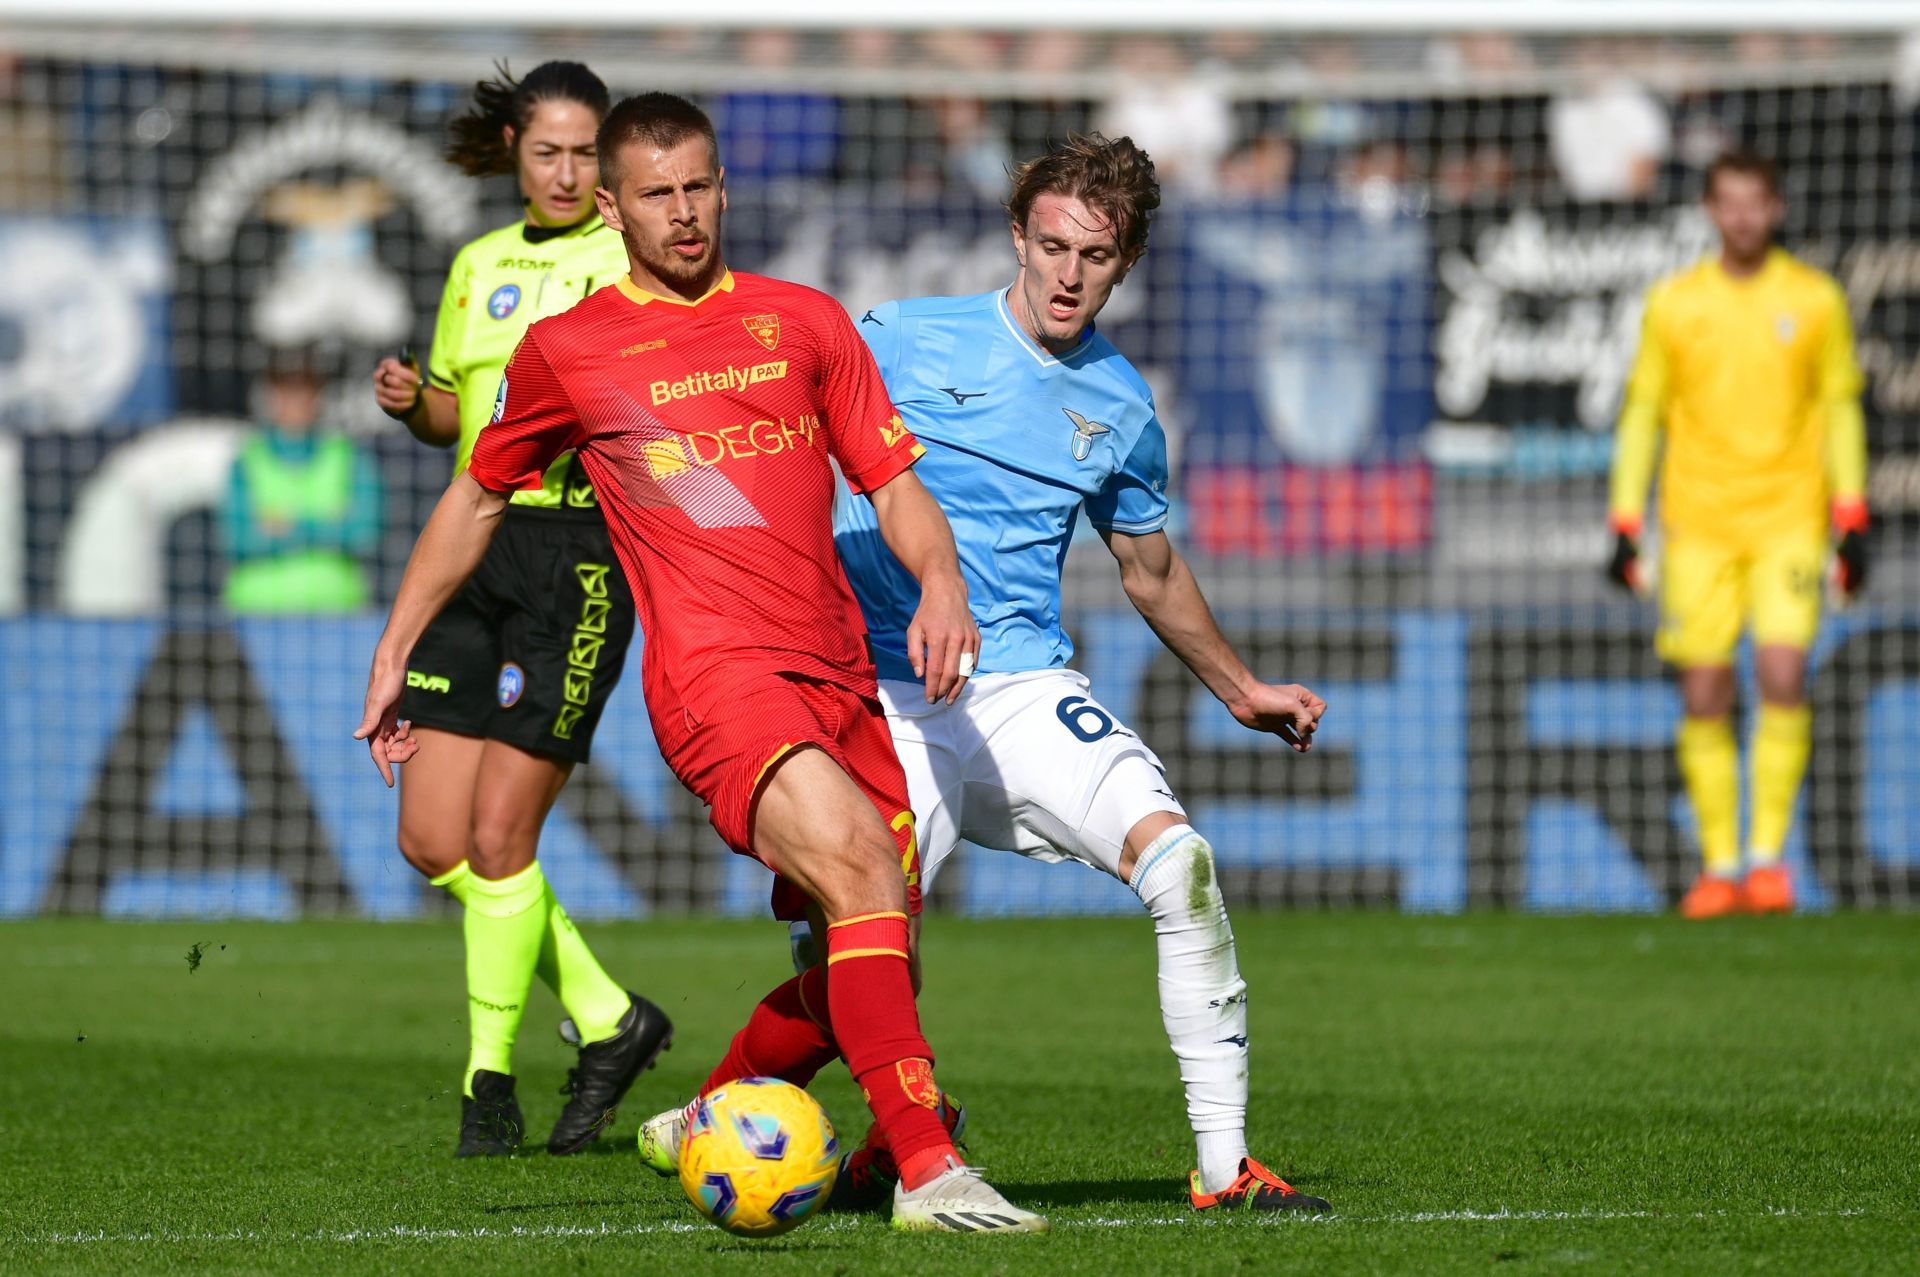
top-left (1833, 498), bottom-right (1869, 598)
top-left (1605, 515), bottom-right (1642, 594)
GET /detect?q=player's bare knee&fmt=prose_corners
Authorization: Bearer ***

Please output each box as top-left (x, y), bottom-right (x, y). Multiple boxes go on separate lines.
top-left (1755, 647), bottom-right (1808, 707)
top-left (1119, 809), bottom-right (1186, 881)
top-left (1680, 666), bottom-right (1737, 720)
top-left (467, 806), bottom-right (542, 879)
top-left (812, 825), bottom-right (908, 919)
top-left (396, 819), bottom-right (463, 879)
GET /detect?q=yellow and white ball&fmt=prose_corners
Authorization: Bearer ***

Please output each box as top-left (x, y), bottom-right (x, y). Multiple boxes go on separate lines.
top-left (677, 1078), bottom-right (840, 1237)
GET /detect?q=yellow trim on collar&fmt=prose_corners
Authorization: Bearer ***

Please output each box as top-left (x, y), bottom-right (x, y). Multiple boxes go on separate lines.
top-left (615, 269), bottom-right (735, 308)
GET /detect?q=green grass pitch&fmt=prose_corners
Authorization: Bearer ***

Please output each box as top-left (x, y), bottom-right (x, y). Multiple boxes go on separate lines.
top-left (3, 912), bottom-right (1916, 1275)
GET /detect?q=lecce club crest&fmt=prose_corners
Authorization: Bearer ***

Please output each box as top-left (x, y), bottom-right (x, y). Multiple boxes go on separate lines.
top-left (744, 313), bottom-right (780, 351)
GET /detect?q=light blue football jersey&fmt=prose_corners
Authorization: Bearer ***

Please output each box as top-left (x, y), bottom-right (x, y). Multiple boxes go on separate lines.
top-left (836, 288), bottom-right (1169, 682)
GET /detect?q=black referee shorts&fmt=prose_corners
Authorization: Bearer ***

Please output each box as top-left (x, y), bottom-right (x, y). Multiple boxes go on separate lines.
top-left (398, 504), bottom-right (635, 765)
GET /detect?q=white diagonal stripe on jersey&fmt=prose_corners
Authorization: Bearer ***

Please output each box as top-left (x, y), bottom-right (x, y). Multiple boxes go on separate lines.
top-left (587, 380), bottom-right (769, 530)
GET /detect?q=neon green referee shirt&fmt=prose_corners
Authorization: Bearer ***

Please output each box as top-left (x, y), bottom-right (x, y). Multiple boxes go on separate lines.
top-left (427, 214), bottom-right (629, 509)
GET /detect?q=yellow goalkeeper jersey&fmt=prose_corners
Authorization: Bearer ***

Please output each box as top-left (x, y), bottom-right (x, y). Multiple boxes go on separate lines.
top-left (426, 215), bottom-right (628, 509)
top-left (1615, 248), bottom-right (1863, 547)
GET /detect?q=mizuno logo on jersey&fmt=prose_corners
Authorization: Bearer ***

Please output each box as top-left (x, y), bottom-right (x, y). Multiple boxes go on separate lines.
top-left (1064, 407), bottom-right (1111, 461)
top-left (940, 387), bottom-right (988, 405)
top-left (650, 361), bottom-right (788, 405)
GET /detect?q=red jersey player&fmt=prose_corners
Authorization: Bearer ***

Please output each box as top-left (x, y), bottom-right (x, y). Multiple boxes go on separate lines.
top-left (355, 93), bottom-right (1046, 1234)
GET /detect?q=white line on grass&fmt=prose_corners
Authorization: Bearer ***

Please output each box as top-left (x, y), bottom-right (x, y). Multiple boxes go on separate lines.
top-left (27, 1206), bottom-right (1880, 1246)
top-left (1082, 1207), bottom-right (1877, 1227)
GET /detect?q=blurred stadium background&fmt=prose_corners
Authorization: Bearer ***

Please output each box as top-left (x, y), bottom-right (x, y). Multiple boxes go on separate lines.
top-left (3, 2), bottom-right (1917, 920)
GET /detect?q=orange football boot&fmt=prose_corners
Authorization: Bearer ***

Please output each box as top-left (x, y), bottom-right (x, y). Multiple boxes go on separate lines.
top-left (1678, 874), bottom-right (1743, 919)
top-left (1190, 1157), bottom-right (1331, 1213)
top-left (1743, 865), bottom-right (1794, 914)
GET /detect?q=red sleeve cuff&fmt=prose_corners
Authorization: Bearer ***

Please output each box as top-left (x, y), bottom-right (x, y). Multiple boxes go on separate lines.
top-left (1608, 512), bottom-right (1643, 538)
top-left (844, 439), bottom-right (925, 497)
top-left (462, 458), bottom-right (544, 496)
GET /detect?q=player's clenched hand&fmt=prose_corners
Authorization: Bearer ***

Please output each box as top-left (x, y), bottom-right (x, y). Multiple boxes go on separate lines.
top-left (1606, 531), bottom-right (1642, 594)
top-left (908, 569), bottom-right (980, 705)
top-left (1835, 529), bottom-right (1869, 598)
top-left (1232, 682), bottom-right (1326, 753)
top-left (373, 356), bottom-right (421, 419)
top-left (353, 658), bottom-right (418, 787)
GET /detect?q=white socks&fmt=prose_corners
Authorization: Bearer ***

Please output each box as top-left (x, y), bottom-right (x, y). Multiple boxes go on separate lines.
top-left (1129, 824), bottom-right (1250, 1194)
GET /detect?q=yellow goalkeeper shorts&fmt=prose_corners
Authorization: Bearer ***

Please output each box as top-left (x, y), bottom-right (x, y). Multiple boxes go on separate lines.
top-left (1656, 535), bottom-right (1825, 667)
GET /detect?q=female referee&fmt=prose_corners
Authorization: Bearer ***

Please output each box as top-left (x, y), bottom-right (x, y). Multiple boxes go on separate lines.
top-left (371, 61), bottom-right (669, 1159)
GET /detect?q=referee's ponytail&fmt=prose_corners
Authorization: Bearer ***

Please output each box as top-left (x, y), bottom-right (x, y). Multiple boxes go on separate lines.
top-left (446, 60), bottom-right (611, 178)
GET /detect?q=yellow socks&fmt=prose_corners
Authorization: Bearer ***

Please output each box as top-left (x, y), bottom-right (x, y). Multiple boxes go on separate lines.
top-left (1677, 716), bottom-right (1740, 878)
top-left (543, 879), bottom-right (631, 1045)
top-left (1676, 705), bottom-right (1812, 877)
top-left (1749, 704), bottom-right (1812, 866)
top-left (431, 860), bottom-right (630, 1056)
top-left (459, 862), bottom-right (547, 1095)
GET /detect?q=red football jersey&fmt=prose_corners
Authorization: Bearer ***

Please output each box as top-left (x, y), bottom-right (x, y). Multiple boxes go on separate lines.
top-left (467, 269), bottom-right (923, 725)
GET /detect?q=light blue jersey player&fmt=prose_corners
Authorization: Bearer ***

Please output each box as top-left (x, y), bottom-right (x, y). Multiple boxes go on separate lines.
top-left (835, 284), bottom-right (1170, 681)
top-left (830, 136), bottom-right (1333, 1215)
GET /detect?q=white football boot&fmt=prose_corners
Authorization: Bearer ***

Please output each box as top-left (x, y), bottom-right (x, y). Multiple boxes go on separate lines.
top-left (636, 1100), bottom-right (693, 1176)
top-left (891, 1155), bottom-right (1049, 1234)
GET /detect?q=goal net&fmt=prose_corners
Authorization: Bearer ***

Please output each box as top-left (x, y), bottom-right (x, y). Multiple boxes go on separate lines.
top-left (4, 14), bottom-right (1916, 918)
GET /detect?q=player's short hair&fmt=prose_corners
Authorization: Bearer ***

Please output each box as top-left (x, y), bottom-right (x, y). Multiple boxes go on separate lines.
top-left (596, 93), bottom-right (719, 190)
top-left (1006, 133), bottom-right (1161, 261)
top-left (1705, 150), bottom-right (1780, 199)
top-left (445, 60), bottom-right (610, 178)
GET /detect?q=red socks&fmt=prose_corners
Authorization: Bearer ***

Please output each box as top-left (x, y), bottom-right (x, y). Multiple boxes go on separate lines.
top-left (825, 911), bottom-right (956, 1182)
top-left (699, 912), bottom-right (958, 1191)
top-left (702, 965), bottom-right (838, 1092)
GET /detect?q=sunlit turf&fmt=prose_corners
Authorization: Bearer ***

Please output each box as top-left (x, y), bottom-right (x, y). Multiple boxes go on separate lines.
top-left (3, 912), bottom-right (1916, 1274)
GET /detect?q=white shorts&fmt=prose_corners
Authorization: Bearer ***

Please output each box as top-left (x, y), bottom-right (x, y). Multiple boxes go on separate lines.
top-left (877, 669), bottom-right (1187, 888)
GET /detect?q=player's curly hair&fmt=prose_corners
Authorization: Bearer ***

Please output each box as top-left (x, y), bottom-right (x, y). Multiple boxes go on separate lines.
top-left (1006, 133), bottom-right (1161, 261)
top-left (445, 60), bottom-right (611, 178)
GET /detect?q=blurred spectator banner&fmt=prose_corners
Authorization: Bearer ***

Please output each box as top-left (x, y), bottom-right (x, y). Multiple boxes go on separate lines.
top-left (1175, 195), bottom-right (1434, 556)
top-left (2, 29), bottom-right (1918, 913)
top-left (7, 610), bottom-right (1918, 919)
top-left (0, 216), bottom-right (171, 434)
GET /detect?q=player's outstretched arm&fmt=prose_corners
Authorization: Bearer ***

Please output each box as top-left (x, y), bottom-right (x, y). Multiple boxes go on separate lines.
top-left (866, 468), bottom-right (980, 705)
top-left (354, 472), bottom-right (510, 785)
top-left (1100, 528), bottom-right (1323, 752)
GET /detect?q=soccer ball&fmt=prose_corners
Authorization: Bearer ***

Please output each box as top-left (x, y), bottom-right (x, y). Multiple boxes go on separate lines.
top-left (677, 1078), bottom-right (840, 1237)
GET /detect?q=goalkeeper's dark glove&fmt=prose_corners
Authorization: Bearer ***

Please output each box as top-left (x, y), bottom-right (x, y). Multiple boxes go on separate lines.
top-left (1833, 498), bottom-right (1870, 598)
top-left (1605, 515), bottom-right (1642, 594)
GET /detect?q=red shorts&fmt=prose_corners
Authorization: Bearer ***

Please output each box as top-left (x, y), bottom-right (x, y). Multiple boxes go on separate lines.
top-left (657, 671), bottom-right (921, 920)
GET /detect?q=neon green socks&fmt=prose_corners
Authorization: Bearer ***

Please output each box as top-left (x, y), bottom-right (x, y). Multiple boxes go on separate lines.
top-left (542, 879), bottom-right (631, 1045)
top-left (431, 860), bottom-right (631, 1062)
top-left (457, 862), bottom-right (547, 1096)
